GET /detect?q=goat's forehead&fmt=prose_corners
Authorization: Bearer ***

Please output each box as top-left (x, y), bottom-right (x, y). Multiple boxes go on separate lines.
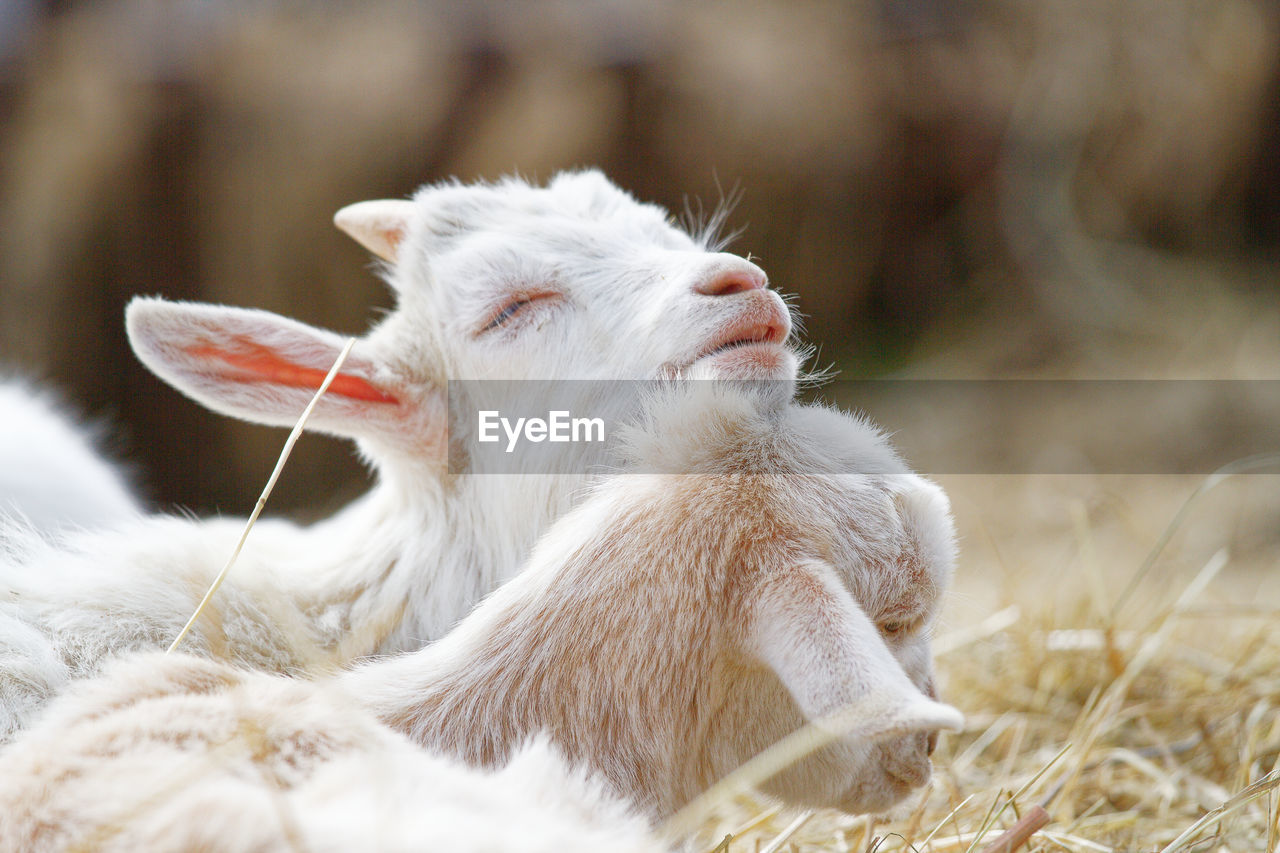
top-left (773, 475), bottom-right (953, 601)
top-left (409, 174), bottom-right (694, 254)
top-left (595, 470), bottom-right (952, 612)
top-left (667, 473), bottom-right (901, 551)
top-left (788, 476), bottom-right (902, 549)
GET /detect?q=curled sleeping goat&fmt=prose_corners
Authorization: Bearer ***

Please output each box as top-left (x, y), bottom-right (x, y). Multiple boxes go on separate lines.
top-left (0, 170), bottom-right (800, 740)
top-left (0, 385), bottom-right (961, 845)
top-left (351, 386), bottom-right (962, 818)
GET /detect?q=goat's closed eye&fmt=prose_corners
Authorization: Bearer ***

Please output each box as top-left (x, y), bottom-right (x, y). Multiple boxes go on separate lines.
top-left (484, 299), bottom-right (530, 330)
top-left (479, 291), bottom-right (560, 334)
top-left (878, 616), bottom-right (923, 639)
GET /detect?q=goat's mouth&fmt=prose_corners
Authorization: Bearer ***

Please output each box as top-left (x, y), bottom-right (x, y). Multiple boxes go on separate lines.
top-left (694, 321), bottom-right (787, 362)
top-left (659, 291), bottom-right (795, 380)
top-left (680, 307), bottom-right (793, 380)
top-left (884, 757), bottom-right (932, 791)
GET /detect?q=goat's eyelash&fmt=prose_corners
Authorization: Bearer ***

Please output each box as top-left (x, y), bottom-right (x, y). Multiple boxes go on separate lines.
top-left (482, 298), bottom-right (532, 331)
top-left (878, 614), bottom-right (927, 639)
top-left (478, 291), bottom-right (561, 335)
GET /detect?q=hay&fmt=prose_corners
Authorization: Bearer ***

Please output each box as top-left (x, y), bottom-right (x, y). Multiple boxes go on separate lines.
top-left (690, 599), bottom-right (1278, 851)
top-left (687, 484), bottom-right (1280, 853)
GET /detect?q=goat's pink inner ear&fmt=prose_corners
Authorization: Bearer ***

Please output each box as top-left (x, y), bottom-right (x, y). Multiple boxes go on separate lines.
top-left (383, 226), bottom-right (405, 255)
top-left (185, 339), bottom-right (399, 404)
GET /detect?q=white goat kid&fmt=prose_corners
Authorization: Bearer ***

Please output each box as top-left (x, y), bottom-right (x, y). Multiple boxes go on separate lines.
top-left (0, 387), bottom-right (961, 839)
top-left (0, 171), bottom-right (798, 740)
top-left (0, 380), bottom-right (140, 533)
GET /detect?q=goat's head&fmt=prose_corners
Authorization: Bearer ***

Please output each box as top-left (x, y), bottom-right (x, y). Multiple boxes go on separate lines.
top-left (125, 171), bottom-right (797, 472)
top-left (611, 392), bottom-right (961, 816)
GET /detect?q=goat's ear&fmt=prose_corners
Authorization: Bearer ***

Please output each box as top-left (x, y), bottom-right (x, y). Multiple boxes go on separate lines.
top-left (126, 297), bottom-right (442, 454)
top-left (333, 199), bottom-right (415, 264)
top-left (745, 562), bottom-right (963, 740)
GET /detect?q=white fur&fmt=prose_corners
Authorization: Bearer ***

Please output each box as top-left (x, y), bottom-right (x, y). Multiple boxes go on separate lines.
top-left (0, 170), bottom-right (800, 740)
top-left (0, 654), bottom-right (667, 853)
top-left (0, 389), bottom-right (959, 842)
top-left (0, 379), bottom-right (140, 533)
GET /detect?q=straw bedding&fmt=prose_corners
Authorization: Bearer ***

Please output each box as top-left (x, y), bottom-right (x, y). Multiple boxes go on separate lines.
top-left (689, 472), bottom-right (1280, 852)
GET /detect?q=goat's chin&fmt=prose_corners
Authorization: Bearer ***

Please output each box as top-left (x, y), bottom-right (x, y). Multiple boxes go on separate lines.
top-left (759, 736), bottom-right (935, 818)
top-left (832, 736), bottom-right (937, 815)
top-left (683, 343), bottom-right (799, 382)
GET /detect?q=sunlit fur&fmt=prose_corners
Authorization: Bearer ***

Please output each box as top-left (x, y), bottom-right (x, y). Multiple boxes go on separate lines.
top-left (0, 171), bottom-right (801, 741)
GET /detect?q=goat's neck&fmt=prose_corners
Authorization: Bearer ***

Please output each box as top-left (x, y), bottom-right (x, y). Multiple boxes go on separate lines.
top-left (298, 466), bottom-right (589, 657)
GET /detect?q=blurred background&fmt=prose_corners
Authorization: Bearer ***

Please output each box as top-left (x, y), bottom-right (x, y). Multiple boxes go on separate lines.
top-left (1, 0), bottom-right (1279, 516)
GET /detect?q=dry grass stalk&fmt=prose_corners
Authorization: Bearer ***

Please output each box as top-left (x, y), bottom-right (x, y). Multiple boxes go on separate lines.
top-left (758, 811), bottom-right (816, 853)
top-left (166, 337), bottom-right (359, 654)
top-left (1158, 769), bottom-right (1280, 853)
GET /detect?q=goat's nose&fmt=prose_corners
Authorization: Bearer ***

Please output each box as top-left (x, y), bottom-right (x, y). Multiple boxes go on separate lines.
top-left (693, 264), bottom-right (767, 296)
